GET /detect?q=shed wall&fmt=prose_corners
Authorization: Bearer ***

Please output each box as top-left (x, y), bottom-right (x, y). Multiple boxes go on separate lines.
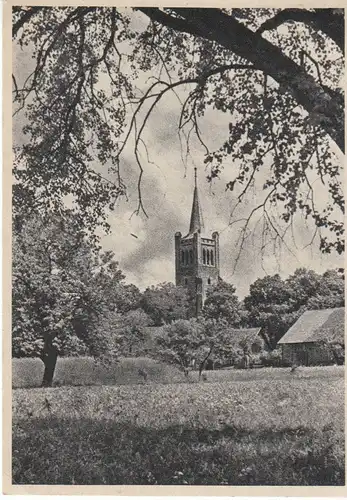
top-left (282, 343), bottom-right (335, 366)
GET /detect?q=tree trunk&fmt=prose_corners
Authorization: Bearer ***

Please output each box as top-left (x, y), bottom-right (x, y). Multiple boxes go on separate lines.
top-left (41, 347), bottom-right (58, 387)
top-left (199, 346), bottom-right (214, 381)
top-left (198, 362), bottom-right (205, 381)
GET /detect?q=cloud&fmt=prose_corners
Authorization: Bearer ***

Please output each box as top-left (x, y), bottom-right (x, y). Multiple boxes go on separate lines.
top-left (13, 16), bottom-right (343, 299)
top-left (101, 97), bottom-right (343, 298)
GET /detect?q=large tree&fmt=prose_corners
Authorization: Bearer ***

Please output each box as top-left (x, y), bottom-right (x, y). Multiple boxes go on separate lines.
top-left (155, 317), bottom-right (235, 379)
top-left (12, 8), bottom-right (344, 256)
top-left (203, 279), bottom-right (241, 325)
top-left (155, 318), bottom-right (201, 377)
top-left (120, 308), bottom-right (153, 355)
top-left (112, 283), bottom-right (143, 315)
top-left (141, 282), bottom-right (190, 326)
top-left (243, 273), bottom-right (301, 347)
top-left (12, 212), bottom-right (128, 386)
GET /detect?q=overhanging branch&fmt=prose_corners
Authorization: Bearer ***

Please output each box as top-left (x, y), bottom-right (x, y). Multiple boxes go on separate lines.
top-left (138, 7), bottom-right (344, 152)
top-left (257, 8), bottom-right (344, 53)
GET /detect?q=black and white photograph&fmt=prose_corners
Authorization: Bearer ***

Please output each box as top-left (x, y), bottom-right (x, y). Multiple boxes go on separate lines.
top-left (9, 4), bottom-right (345, 488)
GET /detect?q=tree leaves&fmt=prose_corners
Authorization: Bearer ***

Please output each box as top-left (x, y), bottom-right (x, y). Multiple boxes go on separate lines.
top-left (244, 267), bottom-right (345, 346)
top-left (141, 282), bottom-right (191, 326)
top-left (12, 211), bottom-right (128, 361)
top-left (203, 280), bottom-right (242, 325)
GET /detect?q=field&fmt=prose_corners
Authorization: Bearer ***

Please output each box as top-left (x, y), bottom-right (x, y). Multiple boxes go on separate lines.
top-left (12, 358), bottom-right (344, 486)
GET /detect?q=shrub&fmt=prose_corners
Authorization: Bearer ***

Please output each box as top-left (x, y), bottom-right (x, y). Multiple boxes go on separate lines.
top-left (232, 351), bottom-right (262, 369)
top-left (328, 343), bottom-right (345, 365)
top-left (260, 349), bottom-right (283, 367)
top-left (233, 353), bottom-right (245, 369)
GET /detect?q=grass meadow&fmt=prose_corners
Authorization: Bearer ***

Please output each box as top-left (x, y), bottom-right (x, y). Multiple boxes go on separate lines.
top-left (12, 358), bottom-right (345, 486)
top-left (12, 356), bottom-right (189, 388)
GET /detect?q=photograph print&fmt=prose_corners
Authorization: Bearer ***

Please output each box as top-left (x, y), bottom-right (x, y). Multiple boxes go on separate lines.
top-left (11, 5), bottom-right (345, 487)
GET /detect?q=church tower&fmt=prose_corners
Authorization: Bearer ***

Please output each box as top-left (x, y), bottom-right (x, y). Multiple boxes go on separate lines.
top-left (175, 168), bottom-right (220, 317)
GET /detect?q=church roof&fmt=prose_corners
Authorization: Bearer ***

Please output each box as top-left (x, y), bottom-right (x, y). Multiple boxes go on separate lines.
top-left (185, 168), bottom-right (205, 238)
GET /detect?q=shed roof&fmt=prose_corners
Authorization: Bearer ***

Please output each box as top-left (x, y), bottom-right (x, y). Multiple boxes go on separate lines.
top-left (225, 327), bottom-right (262, 344)
top-left (278, 307), bottom-right (345, 345)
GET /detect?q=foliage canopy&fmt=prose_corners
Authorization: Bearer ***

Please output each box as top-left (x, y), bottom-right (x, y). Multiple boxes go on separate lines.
top-left (12, 7), bottom-right (344, 256)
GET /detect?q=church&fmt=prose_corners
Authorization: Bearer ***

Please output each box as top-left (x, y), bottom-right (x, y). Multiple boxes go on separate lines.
top-left (175, 168), bottom-right (220, 317)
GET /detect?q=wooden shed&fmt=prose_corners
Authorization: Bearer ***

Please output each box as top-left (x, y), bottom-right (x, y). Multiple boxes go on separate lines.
top-left (277, 307), bottom-right (345, 366)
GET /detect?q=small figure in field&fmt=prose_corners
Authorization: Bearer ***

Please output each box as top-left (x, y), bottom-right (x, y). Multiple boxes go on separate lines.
top-left (243, 350), bottom-right (251, 369)
top-left (290, 364), bottom-right (298, 373)
top-left (138, 368), bottom-right (148, 382)
top-left (44, 397), bottom-right (51, 411)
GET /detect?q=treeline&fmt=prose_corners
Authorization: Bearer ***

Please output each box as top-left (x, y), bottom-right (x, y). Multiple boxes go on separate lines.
top-left (139, 269), bottom-right (344, 349)
top-left (13, 213), bottom-right (344, 385)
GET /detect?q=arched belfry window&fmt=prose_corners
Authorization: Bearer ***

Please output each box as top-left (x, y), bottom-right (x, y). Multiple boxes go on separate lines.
top-left (181, 250), bottom-right (184, 264)
top-left (208, 278), bottom-right (211, 285)
top-left (211, 250), bottom-right (214, 266)
top-left (185, 250), bottom-right (189, 265)
top-left (189, 250), bottom-right (193, 264)
top-left (203, 248), bottom-right (206, 265)
top-left (207, 249), bottom-right (210, 265)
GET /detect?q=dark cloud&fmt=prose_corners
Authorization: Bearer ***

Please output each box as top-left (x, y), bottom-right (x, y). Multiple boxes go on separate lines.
top-left (122, 174), bottom-right (185, 273)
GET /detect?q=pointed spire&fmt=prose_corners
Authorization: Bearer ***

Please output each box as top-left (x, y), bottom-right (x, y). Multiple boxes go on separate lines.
top-left (188, 167), bottom-right (205, 235)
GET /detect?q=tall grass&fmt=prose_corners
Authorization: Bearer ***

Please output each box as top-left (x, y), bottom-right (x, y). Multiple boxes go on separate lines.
top-left (12, 356), bottom-right (188, 388)
top-left (12, 356), bottom-right (344, 388)
top-left (13, 369), bottom-right (344, 485)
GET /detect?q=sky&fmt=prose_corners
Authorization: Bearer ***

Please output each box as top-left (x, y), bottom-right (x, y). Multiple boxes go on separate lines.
top-left (13, 8), bottom-right (344, 299)
top-left (100, 101), bottom-right (343, 298)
